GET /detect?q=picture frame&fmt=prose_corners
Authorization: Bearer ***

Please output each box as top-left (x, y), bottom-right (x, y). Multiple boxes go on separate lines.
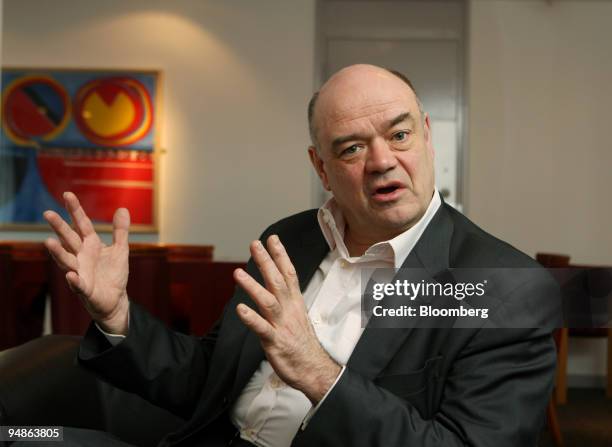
top-left (0, 67), bottom-right (162, 232)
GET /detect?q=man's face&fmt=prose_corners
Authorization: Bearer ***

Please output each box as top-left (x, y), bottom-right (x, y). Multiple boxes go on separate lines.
top-left (309, 66), bottom-right (435, 240)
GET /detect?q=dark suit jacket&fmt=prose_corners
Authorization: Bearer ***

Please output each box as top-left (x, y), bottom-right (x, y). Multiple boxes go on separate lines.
top-left (79, 199), bottom-right (561, 446)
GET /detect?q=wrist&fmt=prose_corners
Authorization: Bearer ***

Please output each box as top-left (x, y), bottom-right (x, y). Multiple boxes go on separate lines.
top-left (300, 356), bottom-right (342, 405)
top-left (97, 293), bottom-right (129, 335)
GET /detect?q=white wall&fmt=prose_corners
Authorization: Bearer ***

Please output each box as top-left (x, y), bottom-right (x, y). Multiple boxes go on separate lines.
top-left (467, 0), bottom-right (612, 265)
top-left (468, 0), bottom-right (612, 380)
top-left (1, 0), bottom-right (316, 260)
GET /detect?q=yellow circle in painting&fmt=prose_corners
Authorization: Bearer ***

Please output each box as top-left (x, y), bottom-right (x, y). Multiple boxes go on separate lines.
top-left (74, 77), bottom-right (153, 147)
top-left (81, 92), bottom-right (136, 137)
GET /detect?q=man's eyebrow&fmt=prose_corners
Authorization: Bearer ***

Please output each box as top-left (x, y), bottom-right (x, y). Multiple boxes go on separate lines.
top-left (387, 112), bottom-right (414, 129)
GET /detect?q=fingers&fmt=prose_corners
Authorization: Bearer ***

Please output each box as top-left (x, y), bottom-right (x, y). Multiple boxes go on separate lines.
top-left (251, 236), bottom-right (301, 298)
top-left (63, 191), bottom-right (95, 238)
top-left (45, 238), bottom-right (78, 272)
top-left (43, 210), bottom-right (82, 254)
top-left (46, 193), bottom-right (128, 249)
top-left (266, 235), bottom-right (299, 292)
top-left (112, 208), bottom-right (130, 247)
top-left (234, 268), bottom-right (281, 321)
top-left (236, 236), bottom-right (300, 333)
top-left (236, 303), bottom-right (274, 342)
top-left (250, 240), bottom-right (287, 293)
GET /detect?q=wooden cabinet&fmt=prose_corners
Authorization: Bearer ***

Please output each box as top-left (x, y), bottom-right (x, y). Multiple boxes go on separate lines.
top-left (0, 241), bottom-right (244, 348)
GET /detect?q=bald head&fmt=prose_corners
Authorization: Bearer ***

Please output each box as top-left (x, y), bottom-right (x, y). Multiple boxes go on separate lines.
top-left (308, 65), bottom-right (423, 149)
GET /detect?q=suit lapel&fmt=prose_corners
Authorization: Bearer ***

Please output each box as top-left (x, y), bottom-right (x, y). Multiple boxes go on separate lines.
top-left (230, 222), bottom-right (329, 401)
top-left (347, 202), bottom-right (455, 378)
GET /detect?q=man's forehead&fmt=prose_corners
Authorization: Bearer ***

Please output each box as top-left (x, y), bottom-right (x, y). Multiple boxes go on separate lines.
top-left (324, 97), bottom-right (413, 124)
top-left (319, 94), bottom-right (418, 141)
top-left (315, 68), bottom-right (418, 128)
top-left (321, 78), bottom-right (414, 110)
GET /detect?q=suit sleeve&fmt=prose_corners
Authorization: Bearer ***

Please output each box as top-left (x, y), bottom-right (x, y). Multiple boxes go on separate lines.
top-left (293, 277), bottom-right (560, 447)
top-left (78, 302), bottom-right (222, 419)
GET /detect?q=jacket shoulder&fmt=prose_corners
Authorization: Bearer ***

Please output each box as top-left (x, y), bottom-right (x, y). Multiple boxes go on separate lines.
top-left (444, 204), bottom-right (541, 269)
top-left (261, 209), bottom-right (319, 238)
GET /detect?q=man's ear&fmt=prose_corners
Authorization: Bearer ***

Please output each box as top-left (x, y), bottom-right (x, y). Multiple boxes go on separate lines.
top-left (308, 146), bottom-right (331, 191)
top-left (423, 113), bottom-right (435, 157)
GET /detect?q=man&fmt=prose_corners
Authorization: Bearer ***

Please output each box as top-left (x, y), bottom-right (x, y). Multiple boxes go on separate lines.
top-left (44, 64), bottom-right (559, 446)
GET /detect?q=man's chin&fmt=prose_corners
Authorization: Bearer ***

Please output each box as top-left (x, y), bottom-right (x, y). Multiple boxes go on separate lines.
top-left (373, 206), bottom-right (424, 232)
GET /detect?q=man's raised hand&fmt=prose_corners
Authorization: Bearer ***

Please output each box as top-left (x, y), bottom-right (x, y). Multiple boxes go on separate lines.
top-left (233, 235), bottom-right (341, 404)
top-left (44, 192), bottom-right (131, 335)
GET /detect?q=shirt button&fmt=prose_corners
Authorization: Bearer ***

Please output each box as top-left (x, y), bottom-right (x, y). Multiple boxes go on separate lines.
top-left (340, 259), bottom-right (349, 269)
top-left (269, 374), bottom-right (284, 389)
top-left (243, 428), bottom-right (256, 438)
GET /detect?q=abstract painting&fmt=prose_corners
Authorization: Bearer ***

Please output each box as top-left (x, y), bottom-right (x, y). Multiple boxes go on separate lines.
top-left (0, 68), bottom-right (160, 231)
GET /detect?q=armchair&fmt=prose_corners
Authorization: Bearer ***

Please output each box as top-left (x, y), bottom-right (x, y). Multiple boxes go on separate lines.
top-left (0, 335), bottom-right (183, 446)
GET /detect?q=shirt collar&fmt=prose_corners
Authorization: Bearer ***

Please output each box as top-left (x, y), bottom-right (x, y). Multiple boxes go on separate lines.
top-left (317, 189), bottom-right (442, 268)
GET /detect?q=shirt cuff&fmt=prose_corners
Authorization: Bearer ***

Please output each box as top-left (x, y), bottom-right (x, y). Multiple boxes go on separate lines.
top-left (300, 365), bottom-right (346, 430)
top-left (94, 304), bottom-right (130, 346)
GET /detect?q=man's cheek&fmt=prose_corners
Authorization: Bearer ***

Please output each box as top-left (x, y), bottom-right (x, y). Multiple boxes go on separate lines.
top-left (335, 169), bottom-right (361, 189)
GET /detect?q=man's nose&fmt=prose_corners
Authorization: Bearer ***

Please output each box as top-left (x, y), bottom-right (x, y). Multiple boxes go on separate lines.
top-left (365, 139), bottom-right (397, 174)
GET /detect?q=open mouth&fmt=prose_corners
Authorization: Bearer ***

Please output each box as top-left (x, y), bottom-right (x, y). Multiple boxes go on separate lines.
top-left (375, 185), bottom-right (399, 195)
top-left (371, 182), bottom-right (404, 202)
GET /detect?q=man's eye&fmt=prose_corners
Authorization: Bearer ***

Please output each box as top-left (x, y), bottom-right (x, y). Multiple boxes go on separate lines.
top-left (341, 145), bottom-right (361, 156)
top-left (392, 131), bottom-right (409, 142)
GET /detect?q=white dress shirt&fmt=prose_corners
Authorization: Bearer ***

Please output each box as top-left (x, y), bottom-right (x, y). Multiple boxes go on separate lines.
top-left (100, 191), bottom-right (442, 447)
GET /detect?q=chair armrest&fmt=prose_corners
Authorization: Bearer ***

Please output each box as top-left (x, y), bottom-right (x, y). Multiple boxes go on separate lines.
top-left (0, 335), bottom-right (105, 428)
top-left (0, 335), bottom-right (185, 446)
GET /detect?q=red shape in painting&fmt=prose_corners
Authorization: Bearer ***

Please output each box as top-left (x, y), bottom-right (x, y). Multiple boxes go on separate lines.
top-left (2, 76), bottom-right (70, 146)
top-left (37, 150), bottom-right (154, 225)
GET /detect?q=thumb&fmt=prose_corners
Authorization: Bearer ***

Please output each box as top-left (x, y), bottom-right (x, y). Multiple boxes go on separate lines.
top-left (66, 271), bottom-right (86, 295)
top-left (112, 207), bottom-right (131, 247)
